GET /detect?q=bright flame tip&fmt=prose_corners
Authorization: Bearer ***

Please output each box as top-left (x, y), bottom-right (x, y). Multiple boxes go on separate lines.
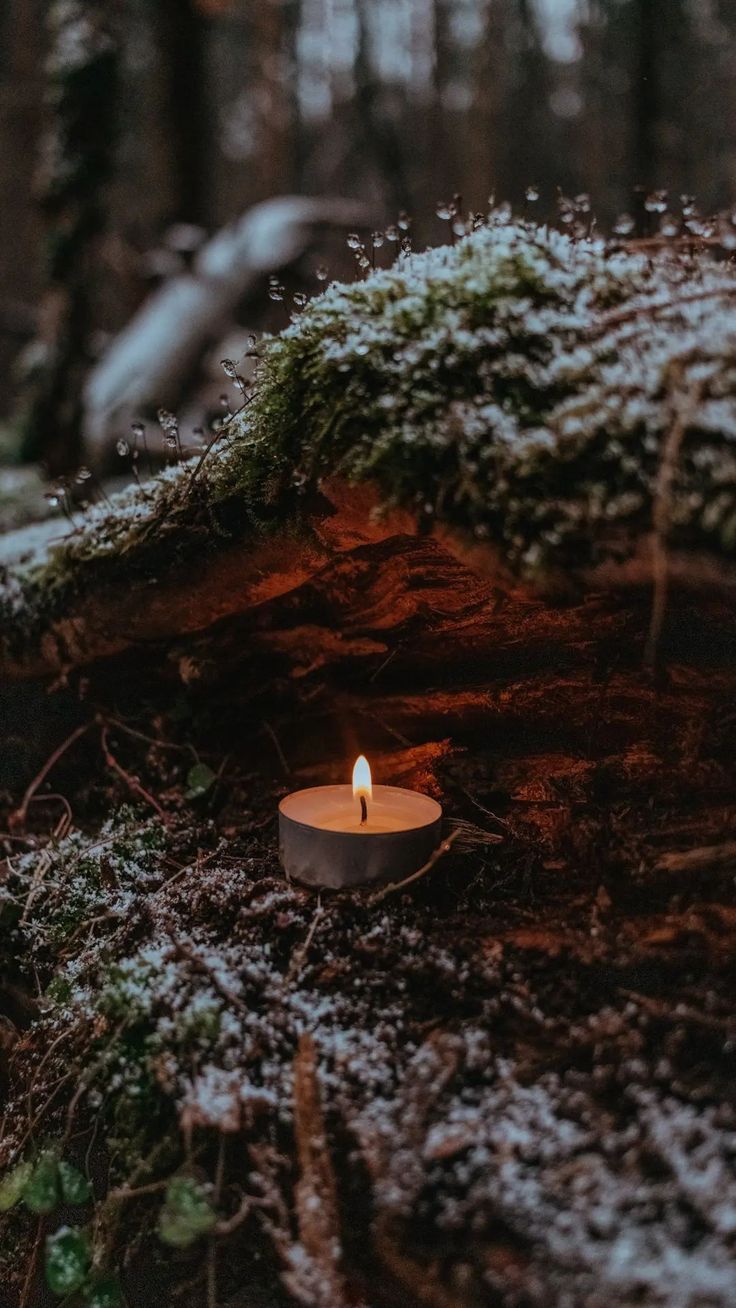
top-left (352, 754), bottom-right (373, 800)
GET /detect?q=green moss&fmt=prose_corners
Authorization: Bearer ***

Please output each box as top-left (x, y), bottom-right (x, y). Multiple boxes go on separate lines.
top-left (4, 220), bottom-right (736, 659)
top-left (5, 809), bottom-right (168, 963)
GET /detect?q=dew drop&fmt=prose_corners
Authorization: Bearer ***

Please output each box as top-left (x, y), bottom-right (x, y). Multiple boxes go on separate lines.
top-left (436, 202), bottom-right (452, 220)
top-left (644, 189), bottom-right (667, 214)
top-left (75, 465), bottom-right (92, 482)
top-left (315, 264), bottom-right (329, 281)
top-left (157, 408), bottom-right (178, 433)
top-left (385, 225), bottom-right (399, 242)
top-left (246, 333), bottom-right (257, 349)
top-left (346, 232), bottom-right (362, 250)
top-left (613, 213), bottom-right (635, 236)
top-left (525, 185), bottom-right (539, 203)
top-left (371, 230), bottom-right (385, 248)
top-left (293, 291), bottom-right (308, 307)
top-left (131, 421), bottom-right (145, 439)
top-left (116, 439), bottom-right (129, 457)
top-left (220, 358), bottom-right (237, 378)
top-left (397, 211), bottom-right (411, 230)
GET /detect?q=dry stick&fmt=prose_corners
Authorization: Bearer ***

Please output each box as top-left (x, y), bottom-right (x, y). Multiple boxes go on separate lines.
top-left (206, 1135), bottom-right (227, 1308)
top-left (11, 721), bottom-right (91, 828)
top-left (18, 1216), bottom-right (43, 1308)
top-left (27, 791), bottom-right (73, 828)
top-left (644, 366), bottom-right (711, 671)
top-left (263, 720), bottom-right (290, 776)
top-left (100, 725), bottom-right (167, 819)
top-left (167, 934), bottom-right (246, 1011)
top-left (106, 1177), bottom-right (171, 1204)
top-left (106, 715), bottom-right (199, 760)
top-left (288, 899), bottom-right (325, 981)
top-left (20, 809), bottom-right (70, 925)
top-left (367, 829), bottom-right (461, 906)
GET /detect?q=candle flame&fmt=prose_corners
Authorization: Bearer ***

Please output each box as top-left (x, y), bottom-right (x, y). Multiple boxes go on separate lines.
top-left (352, 754), bottom-right (372, 800)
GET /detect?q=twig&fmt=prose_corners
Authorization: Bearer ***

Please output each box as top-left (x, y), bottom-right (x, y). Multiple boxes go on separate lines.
top-left (11, 721), bottom-right (91, 828)
top-left (100, 726), bottom-right (166, 818)
top-left (367, 829), bottom-right (461, 905)
top-left (20, 809), bottom-right (70, 925)
top-left (19, 1216), bottom-right (43, 1308)
top-left (106, 715), bottom-right (198, 760)
top-left (644, 365), bottom-right (711, 670)
top-left (287, 900), bottom-right (325, 981)
top-left (263, 720), bottom-right (290, 776)
top-left (106, 1177), bottom-right (171, 1203)
top-left (26, 792), bottom-right (73, 828)
top-left (167, 934), bottom-right (246, 1011)
top-left (214, 1193), bottom-right (257, 1237)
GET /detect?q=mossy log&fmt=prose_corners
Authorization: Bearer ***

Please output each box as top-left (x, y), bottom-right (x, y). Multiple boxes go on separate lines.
top-left (2, 222), bottom-right (736, 1308)
top-left (4, 219), bottom-right (736, 683)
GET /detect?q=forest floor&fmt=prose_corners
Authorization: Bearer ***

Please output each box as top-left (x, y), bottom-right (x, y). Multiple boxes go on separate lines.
top-left (2, 553), bottom-right (736, 1308)
top-left (2, 219), bottom-right (736, 1306)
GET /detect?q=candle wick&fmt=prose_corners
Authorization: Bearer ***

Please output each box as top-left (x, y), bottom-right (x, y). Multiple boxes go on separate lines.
top-left (360, 795), bottom-right (368, 825)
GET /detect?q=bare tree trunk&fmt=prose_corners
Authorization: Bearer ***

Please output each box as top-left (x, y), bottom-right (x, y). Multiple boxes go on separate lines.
top-left (154, 0), bottom-right (212, 225)
top-left (19, 0), bottom-right (120, 474)
top-left (633, 0), bottom-right (658, 191)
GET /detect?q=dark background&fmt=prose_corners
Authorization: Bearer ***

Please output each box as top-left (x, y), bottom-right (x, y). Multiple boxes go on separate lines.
top-left (1, 0), bottom-right (736, 455)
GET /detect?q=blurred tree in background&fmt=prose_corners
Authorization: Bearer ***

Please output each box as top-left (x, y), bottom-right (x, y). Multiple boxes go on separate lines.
top-left (2, 0), bottom-right (736, 455)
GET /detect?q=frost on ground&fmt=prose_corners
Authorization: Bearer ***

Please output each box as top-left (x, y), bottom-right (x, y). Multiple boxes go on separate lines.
top-left (2, 798), bottom-right (735, 1307)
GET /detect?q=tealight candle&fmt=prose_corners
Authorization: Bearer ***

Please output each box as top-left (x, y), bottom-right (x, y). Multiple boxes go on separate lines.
top-left (279, 755), bottom-right (442, 889)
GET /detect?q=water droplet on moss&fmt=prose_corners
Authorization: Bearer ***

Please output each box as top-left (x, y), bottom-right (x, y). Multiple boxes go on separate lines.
top-left (614, 213), bottom-right (635, 236)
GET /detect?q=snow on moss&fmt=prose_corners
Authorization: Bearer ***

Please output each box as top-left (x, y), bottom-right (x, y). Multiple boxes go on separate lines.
top-left (5, 220), bottom-right (736, 657)
top-left (246, 218), bottom-right (736, 570)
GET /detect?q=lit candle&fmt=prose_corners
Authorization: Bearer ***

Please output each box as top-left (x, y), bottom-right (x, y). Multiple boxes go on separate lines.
top-left (279, 755), bottom-right (443, 889)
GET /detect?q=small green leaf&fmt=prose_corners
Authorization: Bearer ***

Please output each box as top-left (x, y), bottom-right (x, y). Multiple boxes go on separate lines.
top-left (45, 1225), bottom-right (91, 1296)
top-left (58, 1161), bottom-right (92, 1205)
top-left (23, 1153), bottom-right (60, 1213)
top-left (186, 763), bottom-right (216, 799)
top-left (83, 1275), bottom-right (125, 1308)
top-left (158, 1177), bottom-right (216, 1248)
top-left (0, 1161), bottom-right (33, 1212)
